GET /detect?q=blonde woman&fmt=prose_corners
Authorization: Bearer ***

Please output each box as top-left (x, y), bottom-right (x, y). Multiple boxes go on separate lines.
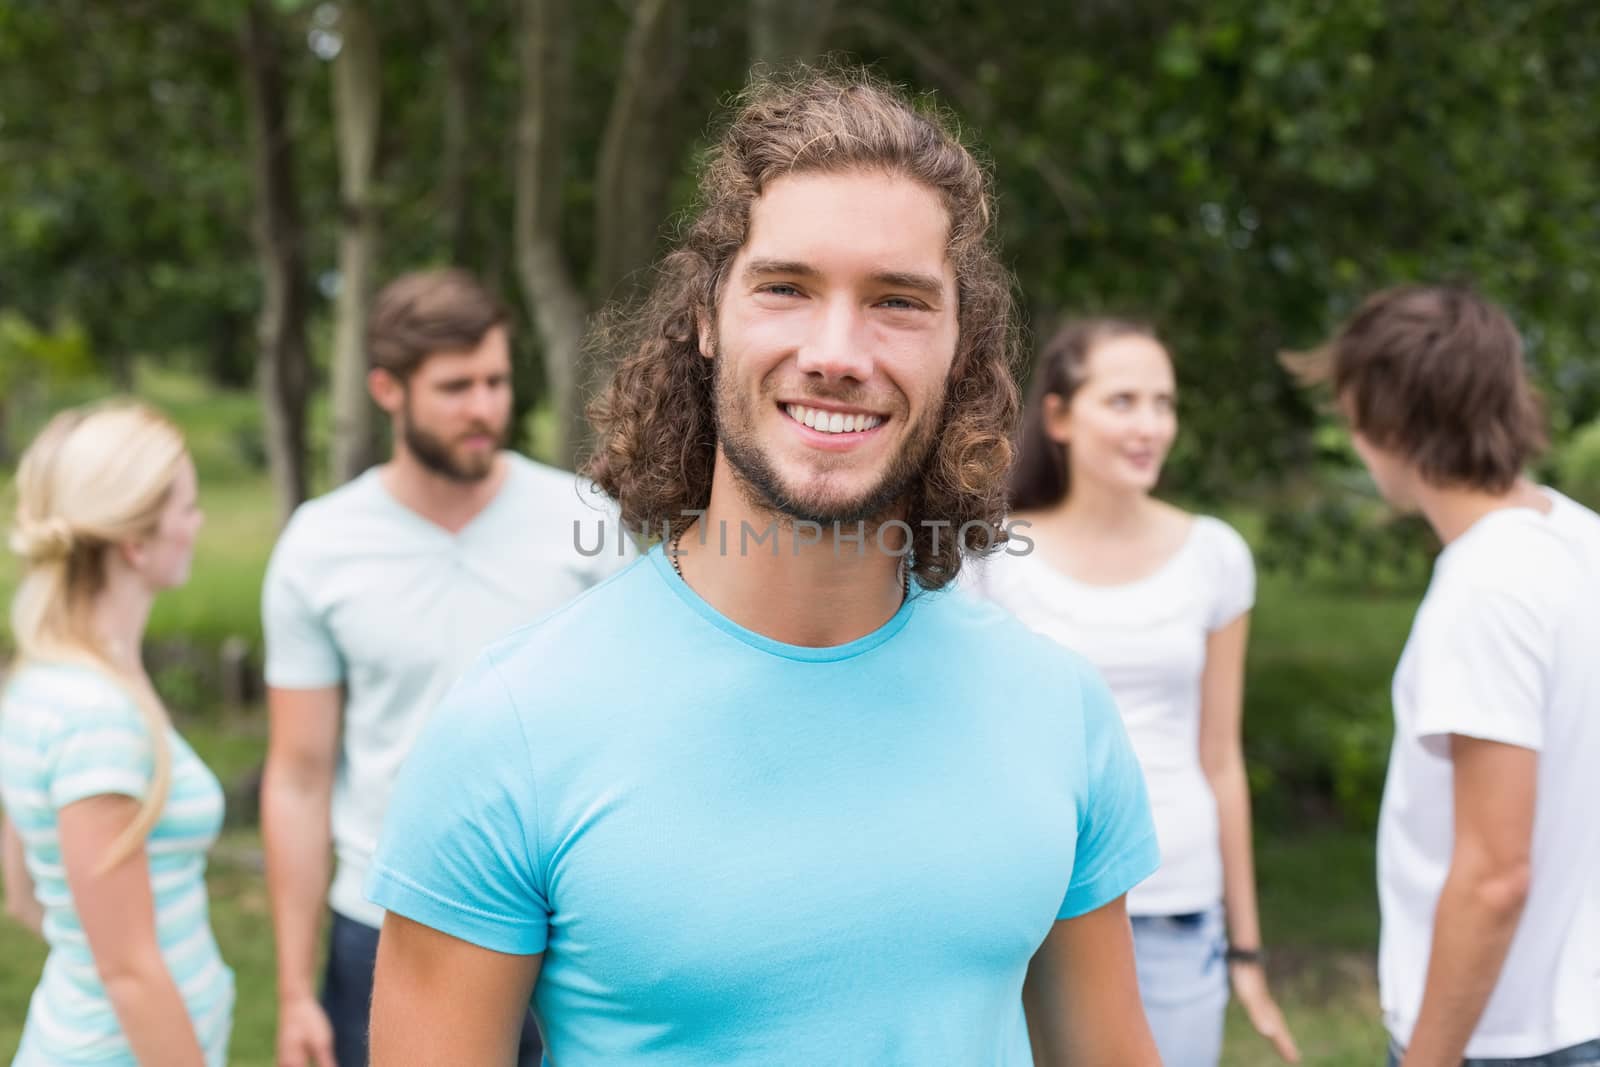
top-left (0, 402), bottom-right (232, 1066)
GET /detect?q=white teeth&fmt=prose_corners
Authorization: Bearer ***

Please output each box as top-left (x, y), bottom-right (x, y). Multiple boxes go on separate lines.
top-left (784, 404), bottom-right (884, 434)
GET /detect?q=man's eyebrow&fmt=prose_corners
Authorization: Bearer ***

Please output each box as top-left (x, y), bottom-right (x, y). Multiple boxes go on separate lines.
top-left (742, 258), bottom-right (821, 281)
top-left (870, 270), bottom-right (946, 300)
top-left (742, 258), bottom-right (946, 299)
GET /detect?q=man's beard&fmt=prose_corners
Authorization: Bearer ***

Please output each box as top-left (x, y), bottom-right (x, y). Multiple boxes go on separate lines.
top-left (711, 348), bottom-right (945, 528)
top-left (401, 398), bottom-right (504, 484)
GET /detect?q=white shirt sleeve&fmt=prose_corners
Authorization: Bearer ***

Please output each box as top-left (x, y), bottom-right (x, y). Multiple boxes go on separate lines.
top-left (1205, 518), bottom-right (1256, 631)
top-left (1407, 582), bottom-right (1549, 754)
top-left (261, 523), bottom-right (345, 689)
top-left (574, 485), bottom-right (640, 584)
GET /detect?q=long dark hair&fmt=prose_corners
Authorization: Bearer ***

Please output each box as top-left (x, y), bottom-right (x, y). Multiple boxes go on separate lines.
top-left (583, 64), bottom-right (1023, 591)
top-left (1008, 317), bottom-right (1158, 511)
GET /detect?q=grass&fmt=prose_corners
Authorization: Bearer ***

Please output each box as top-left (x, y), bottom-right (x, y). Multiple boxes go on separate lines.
top-left (1221, 828), bottom-right (1387, 1064)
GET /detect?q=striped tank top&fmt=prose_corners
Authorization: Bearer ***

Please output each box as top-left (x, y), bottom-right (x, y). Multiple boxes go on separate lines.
top-left (0, 661), bottom-right (234, 1065)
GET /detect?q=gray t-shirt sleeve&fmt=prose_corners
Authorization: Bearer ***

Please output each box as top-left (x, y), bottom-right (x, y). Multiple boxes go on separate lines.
top-left (261, 524), bottom-right (345, 688)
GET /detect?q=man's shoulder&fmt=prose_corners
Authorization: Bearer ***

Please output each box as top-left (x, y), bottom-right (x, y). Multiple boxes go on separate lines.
top-left (1445, 501), bottom-right (1597, 600)
top-left (477, 552), bottom-right (659, 675)
top-left (273, 469), bottom-right (387, 554)
top-left (915, 582), bottom-right (1104, 692)
top-left (502, 453), bottom-right (616, 513)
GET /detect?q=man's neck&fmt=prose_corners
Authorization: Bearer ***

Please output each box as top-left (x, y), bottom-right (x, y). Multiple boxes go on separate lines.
top-left (379, 448), bottom-right (509, 535)
top-left (1416, 477), bottom-right (1550, 546)
top-left (675, 456), bottom-right (909, 648)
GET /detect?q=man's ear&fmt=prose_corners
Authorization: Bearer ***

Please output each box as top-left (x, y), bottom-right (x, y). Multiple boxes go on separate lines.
top-left (696, 310), bottom-right (714, 361)
top-left (368, 367), bottom-right (403, 413)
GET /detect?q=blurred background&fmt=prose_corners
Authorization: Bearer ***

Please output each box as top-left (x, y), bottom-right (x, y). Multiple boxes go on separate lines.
top-left (3, 1), bottom-right (1600, 1062)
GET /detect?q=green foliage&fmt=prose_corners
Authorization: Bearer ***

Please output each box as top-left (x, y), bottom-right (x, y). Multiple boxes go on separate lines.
top-left (0, 312), bottom-right (95, 390)
top-left (7, 2), bottom-right (1599, 496)
top-left (1553, 418), bottom-right (1600, 511)
top-left (838, 0), bottom-right (1600, 499)
top-left (1245, 572), bottom-right (1415, 832)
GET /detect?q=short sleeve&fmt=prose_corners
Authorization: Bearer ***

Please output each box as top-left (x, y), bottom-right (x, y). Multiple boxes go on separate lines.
top-left (1059, 668), bottom-right (1160, 919)
top-left (48, 685), bottom-right (154, 810)
top-left (1408, 584), bottom-right (1548, 754)
top-left (1205, 519), bottom-right (1256, 631)
top-left (261, 528), bottom-right (344, 688)
top-left (365, 653), bottom-right (550, 955)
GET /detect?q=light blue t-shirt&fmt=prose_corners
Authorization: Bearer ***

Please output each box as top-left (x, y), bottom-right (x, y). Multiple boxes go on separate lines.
top-left (0, 663), bottom-right (233, 1066)
top-left (262, 452), bottom-right (633, 926)
top-left (367, 545), bottom-right (1159, 1065)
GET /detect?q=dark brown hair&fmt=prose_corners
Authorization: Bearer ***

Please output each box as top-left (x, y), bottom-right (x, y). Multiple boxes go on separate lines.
top-left (366, 267), bottom-right (510, 380)
top-left (582, 65), bottom-right (1022, 590)
top-left (1286, 284), bottom-right (1546, 493)
top-left (1008, 317), bottom-right (1159, 511)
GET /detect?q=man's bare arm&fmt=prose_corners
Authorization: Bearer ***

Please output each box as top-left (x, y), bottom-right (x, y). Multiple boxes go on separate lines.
top-left (261, 684), bottom-right (343, 1067)
top-left (1023, 895), bottom-right (1161, 1066)
top-left (370, 913), bottom-right (542, 1065)
top-left (1400, 735), bottom-right (1536, 1067)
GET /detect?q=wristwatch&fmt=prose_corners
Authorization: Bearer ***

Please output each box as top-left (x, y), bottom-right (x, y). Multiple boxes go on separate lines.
top-left (1225, 945), bottom-right (1264, 965)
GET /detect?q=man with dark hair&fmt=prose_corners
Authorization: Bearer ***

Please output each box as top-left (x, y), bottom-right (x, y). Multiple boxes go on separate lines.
top-left (1293, 283), bottom-right (1600, 1067)
top-left (364, 69), bottom-right (1162, 1066)
top-left (260, 267), bottom-right (631, 1067)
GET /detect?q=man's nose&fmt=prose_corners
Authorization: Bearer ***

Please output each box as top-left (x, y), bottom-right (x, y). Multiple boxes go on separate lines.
top-left (794, 299), bottom-right (872, 382)
top-left (465, 382), bottom-right (500, 421)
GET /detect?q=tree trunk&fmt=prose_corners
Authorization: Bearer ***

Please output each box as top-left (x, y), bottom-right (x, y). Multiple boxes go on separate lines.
top-left (434, 0), bottom-right (473, 264)
top-left (593, 0), bottom-right (686, 304)
top-left (241, 0), bottom-right (310, 526)
top-left (749, 0), bottom-right (837, 68)
top-left (329, 0), bottom-right (381, 485)
top-left (513, 0), bottom-right (588, 469)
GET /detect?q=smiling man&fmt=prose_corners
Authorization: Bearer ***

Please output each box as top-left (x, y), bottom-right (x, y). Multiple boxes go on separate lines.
top-left (259, 267), bottom-right (630, 1067)
top-left (364, 71), bottom-right (1162, 1066)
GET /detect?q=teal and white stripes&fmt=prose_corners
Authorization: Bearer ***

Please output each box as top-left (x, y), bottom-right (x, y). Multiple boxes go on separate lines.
top-left (0, 662), bottom-right (234, 1065)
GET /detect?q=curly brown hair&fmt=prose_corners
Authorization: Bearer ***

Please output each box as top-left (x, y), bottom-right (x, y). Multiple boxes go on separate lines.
top-left (582, 64), bottom-right (1022, 590)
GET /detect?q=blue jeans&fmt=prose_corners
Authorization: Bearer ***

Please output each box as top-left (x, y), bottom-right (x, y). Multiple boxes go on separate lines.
top-left (323, 910), bottom-right (544, 1066)
top-left (1387, 1037), bottom-right (1600, 1066)
top-left (1130, 904), bottom-right (1229, 1067)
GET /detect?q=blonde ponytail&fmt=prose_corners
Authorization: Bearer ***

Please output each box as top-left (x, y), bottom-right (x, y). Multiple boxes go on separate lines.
top-left (6, 401), bottom-right (187, 873)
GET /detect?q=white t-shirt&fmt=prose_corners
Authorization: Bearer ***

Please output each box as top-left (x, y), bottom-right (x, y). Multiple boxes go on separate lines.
top-left (1378, 488), bottom-right (1600, 1058)
top-left (965, 515), bottom-right (1254, 915)
top-left (261, 453), bottom-right (636, 926)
